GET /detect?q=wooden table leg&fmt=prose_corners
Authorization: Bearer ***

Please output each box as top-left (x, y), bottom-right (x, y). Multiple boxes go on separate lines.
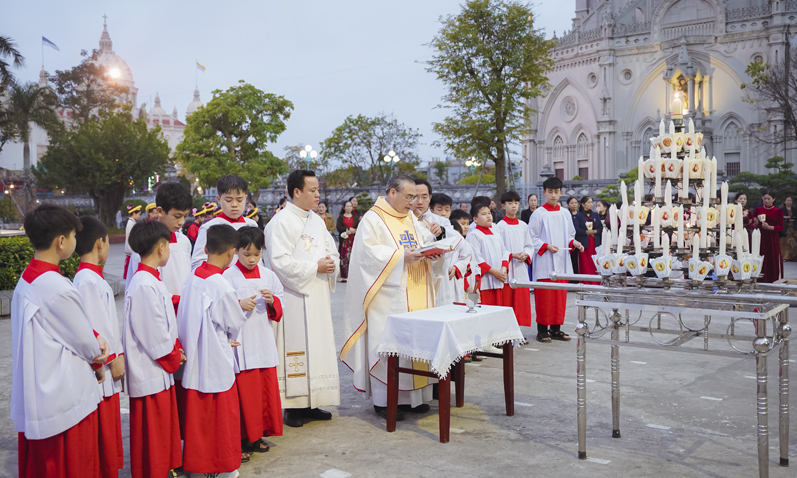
top-left (503, 342), bottom-right (514, 416)
top-left (438, 371), bottom-right (451, 443)
top-left (387, 355), bottom-right (399, 432)
top-left (454, 361), bottom-right (465, 408)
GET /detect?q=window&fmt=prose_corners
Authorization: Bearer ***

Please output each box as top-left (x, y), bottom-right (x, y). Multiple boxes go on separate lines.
top-left (724, 122), bottom-right (741, 151)
top-left (555, 168), bottom-right (564, 180)
top-left (553, 136), bottom-right (565, 160)
top-left (578, 167), bottom-right (589, 180)
top-left (726, 162), bottom-right (741, 177)
top-left (576, 133), bottom-right (589, 158)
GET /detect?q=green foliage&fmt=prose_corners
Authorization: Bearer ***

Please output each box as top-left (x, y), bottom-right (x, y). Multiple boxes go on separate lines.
top-left (0, 237), bottom-right (80, 290)
top-left (0, 197), bottom-right (19, 222)
top-left (433, 161), bottom-right (449, 184)
top-left (176, 81), bottom-right (292, 197)
top-left (192, 196), bottom-right (207, 210)
top-left (458, 173), bottom-right (496, 185)
top-left (107, 228), bottom-right (124, 235)
top-left (353, 192), bottom-right (374, 214)
top-left (729, 156), bottom-right (797, 202)
top-left (0, 35), bottom-right (25, 90)
top-left (34, 108), bottom-right (170, 227)
top-left (427, 0), bottom-right (555, 197)
top-left (324, 165), bottom-right (360, 187)
top-left (597, 168), bottom-right (638, 204)
top-left (571, 175), bottom-right (584, 181)
top-left (121, 199), bottom-right (148, 216)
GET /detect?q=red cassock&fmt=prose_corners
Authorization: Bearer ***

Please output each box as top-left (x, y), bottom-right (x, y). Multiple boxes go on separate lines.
top-left (500, 284), bottom-right (532, 326)
top-left (579, 235), bottom-right (601, 285)
top-left (754, 206), bottom-right (784, 283)
top-left (97, 394), bottom-right (124, 478)
top-left (182, 385), bottom-right (241, 473)
top-left (18, 410), bottom-right (100, 478)
top-left (236, 366), bottom-right (283, 443)
top-left (129, 386), bottom-right (182, 478)
top-left (534, 279), bottom-right (568, 326)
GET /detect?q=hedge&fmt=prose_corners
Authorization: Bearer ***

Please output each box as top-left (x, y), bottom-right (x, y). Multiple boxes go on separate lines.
top-left (0, 237), bottom-right (81, 290)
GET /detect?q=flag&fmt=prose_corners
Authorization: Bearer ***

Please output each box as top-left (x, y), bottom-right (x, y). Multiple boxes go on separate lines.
top-left (42, 36), bottom-right (60, 51)
top-left (196, 61), bottom-right (206, 72)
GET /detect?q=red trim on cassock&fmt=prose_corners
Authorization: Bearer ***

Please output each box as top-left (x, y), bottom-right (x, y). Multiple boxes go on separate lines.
top-left (542, 202), bottom-right (560, 212)
top-left (136, 263), bottom-right (161, 280)
top-left (21, 259), bottom-right (60, 283)
top-left (537, 243), bottom-right (549, 256)
top-left (236, 367), bottom-right (283, 443)
top-left (502, 259), bottom-right (509, 269)
top-left (569, 239), bottom-right (574, 249)
top-left (169, 232), bottom-right (177, 244)
top-left (182, 386), bottom-right (241, 473)
top-left (77, 262), bottom-right (104, 278)
top-left (123, 256), bottom-right (130, 280)
top-left (478, 262), bottom-right (492, 276)
top-left (129, 387), bottom-right (181, 478)
top-left (502, 217), bottom-right (519, 225)
top-left (155, 339), bottom-right (183, 374)
top-left (171, 295), bottom-right (180, 315)
top-left (195, 261), bottom-right (223, 279)
top-left (475, 225), bottom-right (493, 235)
top-left (268, 297), bottom-right (283, 322)
top-left (97, 393), bottom-right (124, 478)
top-left (18, 410), bottom-right (100, 478)
top-left (479, 288), bottom-right (509, 306)
top-left (534, 279), bottom-right (568, 325)
top-left (453, 266), bottom-right (463, 280)
top-left (236, 260), bottom-right (261, 278)
top-left (217, 212), bottom-right (245, 223)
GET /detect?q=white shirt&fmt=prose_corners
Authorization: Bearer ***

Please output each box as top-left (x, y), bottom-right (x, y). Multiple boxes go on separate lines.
top-left (494, 217), bottom-right (534, 282)
top-left (126, 231), bottom-right (192, 294)
top-left (191, 215), bottom-right (258, 270)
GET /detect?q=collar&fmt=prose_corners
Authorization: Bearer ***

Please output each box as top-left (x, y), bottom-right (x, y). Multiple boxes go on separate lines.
top-left (235, 260), bottom-right (261, 279)
top-left (170, 232), bottom-right (178, 243)
top-left (136, 263), bottom-right (161, 280)
top-left (374, 197), bottom-right (408, 218)
top-left (22, 259), bottom-right (61, 283)
top-left (542, 202), bottom-right (560, 212)
top-left (217, 212), bottom-right (245, 223)
top-left (77, 262), bottom-right (104, 279)
top-left (285, 201), bottom-right (311, 219)
top-left (475, 225), bottom-right (493, 235)
top-left (502, 217), bottom-right (519, 225)
top-left (195, 261), bottom-right (224, 279)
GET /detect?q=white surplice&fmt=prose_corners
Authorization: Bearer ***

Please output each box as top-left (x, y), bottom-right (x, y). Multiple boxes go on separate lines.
top-left (340, 198), bottom-right (444, 407)
top-left (177, 265), bottom-right (249, 393)
top-left (122, 268), bottom-right (179, 398)
top-left (466, 226), bottom-right (510, 291)
top-left (416, 211), bottom-right (460, 306)
top-left (494, 218), bottom-right (534, 282)
top-left (11, 264), bottom-right (102, 439)
top-left (450, 238), bottom-right (474, 304)
top-left (73, 266), bottom-right (122, 398)
top-left (124, 217), bottom-right (136, 257)
top-left (190, 215), bottom-right (258, 270)
top-left (222, 263), bottom-right (284, 371)
top-left (528, 204), bottom-right (576, 281)
top-left (126, 231), bottom-right (192, 294)
top-left (264, 201), bottom-right (341, 409)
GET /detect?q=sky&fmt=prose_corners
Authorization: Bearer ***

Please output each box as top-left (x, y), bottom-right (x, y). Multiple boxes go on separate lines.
top-left (2, 0), bottom-right (574, 166)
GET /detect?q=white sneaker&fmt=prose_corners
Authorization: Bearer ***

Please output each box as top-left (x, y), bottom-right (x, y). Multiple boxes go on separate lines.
top-left (482, 345), bottom-right (502, 353)
top-left (203, 471), bottom-right (239, 478)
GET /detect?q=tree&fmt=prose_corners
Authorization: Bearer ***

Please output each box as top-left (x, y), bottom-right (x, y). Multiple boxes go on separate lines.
top-left (176, 81), bottom-right (292, 202)
top-left (34, 108), bottom-right (170, 227)
top-left (4, 82), bottom-right (58, 211)
top-left (729, 156), bottom-right (797, 202)
top-left (0, 35), bottom-right (24, 89)
top-left (48, 49), bottom-right (129, 123)
top-left (427, 0), bottom-right (555, 197)
top-left (433, 160), bottom-right (450, 184)
top-left (321, 113), bottom-right (422, 185)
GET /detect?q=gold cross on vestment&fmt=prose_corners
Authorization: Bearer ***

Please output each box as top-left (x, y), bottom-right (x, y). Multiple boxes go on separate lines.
top-left (289, 356), bottom-right (305, 373)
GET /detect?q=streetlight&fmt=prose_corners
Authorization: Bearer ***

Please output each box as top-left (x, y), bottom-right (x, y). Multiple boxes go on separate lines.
top-left (299, 144), bottom-right (318, 169)
top-left (383, 150), bottom-right (401, 174)
top-left (465, 156), bottom-right (481, 175)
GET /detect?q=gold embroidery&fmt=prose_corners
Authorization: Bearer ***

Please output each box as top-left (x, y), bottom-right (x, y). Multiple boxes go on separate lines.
top-left (288, 356), bottom-right (305, 373)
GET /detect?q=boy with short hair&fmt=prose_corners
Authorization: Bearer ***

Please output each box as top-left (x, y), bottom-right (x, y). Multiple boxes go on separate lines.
top-left (413, 178), bottom-right (452, 242)
top-left (494, 191), bottom-right (534, 328)
top-left (73, 216), bottom-right (125, 478)
top-left (124, 220), bottom-right (185, 478)
top-left (450, 220), bottom-right (475, 303)
top-left (430, 193), bottom-right (453, 218)
top-left (429, 193), bottom-right (472, 306)
top-left (467, 199), bottom-right (511, 306)
top-left (178, 224), bottom-right (252, 477)
top-left (528, 177), bottom-right (584, 343)
top-left (12, 204), bottom-right (111, 478)
top-left (223, 226), bottom-right (285, 455)
top-left (449, 209), bottom-right (472, 236)
top-left (191, 174), bottom-right (258, 270)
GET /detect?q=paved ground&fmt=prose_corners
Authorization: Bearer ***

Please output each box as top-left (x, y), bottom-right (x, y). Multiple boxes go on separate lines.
top-left (0, 243), bottom-right (795, 477)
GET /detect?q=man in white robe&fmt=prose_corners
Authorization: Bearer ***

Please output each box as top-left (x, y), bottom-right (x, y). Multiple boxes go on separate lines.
top-left (264, 170), bottom-right (341, 428)
top-left (340, 175), bottom-right (445, 420)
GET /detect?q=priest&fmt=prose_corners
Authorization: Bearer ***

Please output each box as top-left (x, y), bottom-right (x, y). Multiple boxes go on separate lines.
top-left (264, 170), bottom-right (341, 428)
top-left (340, 174), bottom-right (445, 421)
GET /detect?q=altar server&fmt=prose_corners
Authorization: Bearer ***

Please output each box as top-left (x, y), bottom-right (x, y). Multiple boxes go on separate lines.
top-left (527, 177), bottom-right (584, 343)
top-left (412, 179), bottom-right (453, 244)
top-left (12, 204), bottom-right (111, 478)
top-left (191, 174), bottom-right (258, 270)
top-left (125, 183), bottom-right (193, 299)
top-left (449, 220), bottom-right (475, 303)
top-left (467, 199), bottom-right (511, 306)
top-left (265, 170), bottom-right (341, 428)
top-left (178, 224), bottom-right (251, 476)
top-left (427, 192), bottom-right (471, 305)
top-left (341, 175), bottom-right (445, 421)
top-left (123, 203), bottom-right (142, 280)
top-left (223, 226), bottom-right (284, 454)
top-left (123, 220), bottom-right (184, 478)
top-left (74, 217), bottom-right (125, 478)
top-left (494, 190), bottom-right (534, 327)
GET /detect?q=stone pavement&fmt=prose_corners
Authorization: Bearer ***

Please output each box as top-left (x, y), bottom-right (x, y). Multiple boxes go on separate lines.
top-left (0, 243), bottom-right (794, 477)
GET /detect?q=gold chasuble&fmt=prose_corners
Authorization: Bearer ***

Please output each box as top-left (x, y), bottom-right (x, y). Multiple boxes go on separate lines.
top-left (341, 197), bottom-right (442, 395)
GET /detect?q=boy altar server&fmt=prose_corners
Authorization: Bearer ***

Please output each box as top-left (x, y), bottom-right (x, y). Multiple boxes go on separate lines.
top-left (191, 174), bottom-right (258, 270)
top-left (223, 226), bottom-right (285, 454)
top-left (264, 170), bottom-right (341, 428)
top-left (494, 191), bottom-right (534, 327)
top-left (73, 217), bottom-right (125, 478)
top-left (178, 224), bottom-right (251, 476)
top-left (124, 221), bottom-right (185, 478)
top-left (429, 192), bottom-right (473, 305)
top-left (467, 199), bottom-right (511, 306)
top-left (12, 205), bottom-right (111, 478)
top-left (528, 177), bottom-right (584, 343)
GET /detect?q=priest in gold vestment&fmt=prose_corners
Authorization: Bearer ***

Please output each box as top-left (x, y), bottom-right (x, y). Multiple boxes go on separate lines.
top-left (340, 175), bottom-right (445, 420)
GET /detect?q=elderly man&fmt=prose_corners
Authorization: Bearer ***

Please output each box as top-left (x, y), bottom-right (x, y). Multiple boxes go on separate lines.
top-left (340, 174), bottom-right (444, 421)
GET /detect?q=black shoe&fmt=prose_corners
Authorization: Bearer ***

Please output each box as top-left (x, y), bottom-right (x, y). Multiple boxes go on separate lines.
top-left (283, 409), bottom-right (304, 428)
top-left (398, 403), bottom-right (430, 413)
top-left (374, 405), bottom-right (405, 421)
top-left (299, 407), bottom-right (332, 421)
top-left (433, 383), bottom-right (439, 400)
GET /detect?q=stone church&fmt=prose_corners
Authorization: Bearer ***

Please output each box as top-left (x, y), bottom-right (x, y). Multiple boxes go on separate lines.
top-left (521, 0), bottom-right (794, 186)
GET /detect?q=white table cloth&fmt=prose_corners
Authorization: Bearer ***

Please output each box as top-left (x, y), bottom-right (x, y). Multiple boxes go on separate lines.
top-left (376, 304), bottom-right (523, 378)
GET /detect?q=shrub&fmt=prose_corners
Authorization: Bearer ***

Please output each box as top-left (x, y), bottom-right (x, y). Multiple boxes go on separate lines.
top-left (0, 236), bottom-right (81, 290)
top-left (458, 173), bottom-right (496, 185)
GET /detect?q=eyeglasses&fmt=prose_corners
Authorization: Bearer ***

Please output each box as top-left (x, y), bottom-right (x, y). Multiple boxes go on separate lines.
top-left (391, 189), bottom-right (419, 202)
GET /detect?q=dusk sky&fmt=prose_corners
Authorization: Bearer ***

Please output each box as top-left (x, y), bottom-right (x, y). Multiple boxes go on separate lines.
top-left (3, 1), bottom-right (573, 165)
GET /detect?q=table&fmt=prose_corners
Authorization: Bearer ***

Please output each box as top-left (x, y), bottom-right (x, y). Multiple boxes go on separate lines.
top-left (376, 304), bottom-right (524, 443)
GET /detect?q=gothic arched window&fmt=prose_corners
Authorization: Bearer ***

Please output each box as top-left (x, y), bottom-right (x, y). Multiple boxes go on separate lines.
top-left (576, 133), bottom-right (589, 157)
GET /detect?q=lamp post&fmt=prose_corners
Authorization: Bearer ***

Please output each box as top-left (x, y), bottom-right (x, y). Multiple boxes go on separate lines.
top-left (299, 144), bottom-right (318, 170)
top-left (383, 150), bottom-right (401, 175)
top-left (465, 156), bottom-right (481, 175)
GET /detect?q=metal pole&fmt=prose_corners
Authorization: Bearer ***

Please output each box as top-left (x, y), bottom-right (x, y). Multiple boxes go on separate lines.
top-left (754, 320), bottom-right (770, 478)
top-left (576, 308), bottom-right (588, 459)
top-left (611, 309), bottom-right (621, 438)
top-left (778, 309), bottom-right (790, 467)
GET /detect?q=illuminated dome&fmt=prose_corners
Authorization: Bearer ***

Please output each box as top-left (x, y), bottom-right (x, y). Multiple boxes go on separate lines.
top-left (92, 17), bottom-right (137, 104)
top-left (186, 88), bottom-right (203, 117)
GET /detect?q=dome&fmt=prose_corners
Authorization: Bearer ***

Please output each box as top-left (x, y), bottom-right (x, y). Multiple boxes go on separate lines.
top-left (149, 93), bottom-right (168, 117)
top-left (92, 18), bottom-right (136, 92)
top-left (186, 88), bottom-right (203, 117)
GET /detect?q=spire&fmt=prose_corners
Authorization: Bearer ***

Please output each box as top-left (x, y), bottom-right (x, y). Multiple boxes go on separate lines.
top-left (38, 67), bottom-right (48, 88)
top-left (192, 88), bottom-right (200, 102)
top-left (172, 106), bottom-right (178, 119)
top-left (99, 14), bottom-right (113, 53)
top-left (154, 92), bottom-right (161, 108)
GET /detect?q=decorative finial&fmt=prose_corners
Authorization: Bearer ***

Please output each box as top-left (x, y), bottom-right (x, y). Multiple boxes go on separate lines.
top-left (103, 14), bottom-right (107, 26)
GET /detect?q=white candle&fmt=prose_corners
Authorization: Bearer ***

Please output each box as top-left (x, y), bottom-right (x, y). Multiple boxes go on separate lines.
top-left (669, 120), bottom-right (675, 135)
top-left (719, 205), bottom-right (727, 256)
top-left (620, 181), bottom-right (628, 208)
top-left (703, 157), bottom-right (711, 209)
top-left (665, 180), bottom-right (672, 209)
top-left (735, 230), bottom-right (744, 257)
top-left (634, 220), bottom-right (641, 256)
top-left (609, 204), bottom-right (618, 247)
top-left (638, 156), bottom-right (645, 185)
top-left (700, 210), bottom-right (707, 248)
top-left (752, 229), bottom-right (761, 258)
top-left (653, 205), bottom-right (660, 248)
top-left (620, 205), bottom-right (628, 250)
top-left (721, 181), bottom-right (728, 209)
top-left (659, 119), bottom-right (665, 136)
top-left (682, 154), bottom-right (690, 199)
top-left (677, 205), bottom-right (685, 248)
top-left (655, 148), bottom-right (662, 199)
top-left (603, 229), bottom-right (611, 256)
top-left (711, 157), bottom-right (718, 199)
top-left (634, 176), bottom-right (642, 207)
top-left (735, 203), bottom-right (743, 232)
top-left (663, 234), bottom-right (670, 259)
top-left (688, 118), bottom-right (694, 134)
top-left (693, 230), bottom-right (700, 259)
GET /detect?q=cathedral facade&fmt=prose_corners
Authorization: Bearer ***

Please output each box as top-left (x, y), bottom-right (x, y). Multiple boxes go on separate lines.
top-left (522, 0), bottom-right (794, 185)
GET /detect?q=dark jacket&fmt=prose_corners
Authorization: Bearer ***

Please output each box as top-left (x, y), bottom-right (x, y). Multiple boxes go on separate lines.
top-left (520, 208), bottom-right (534, 224)
top-left (574, 210), bottom-right (603, 248)
top-left (336, 213), bottom-right (360, 236)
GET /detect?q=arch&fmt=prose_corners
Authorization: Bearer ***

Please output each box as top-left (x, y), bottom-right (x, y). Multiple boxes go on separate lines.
top-left (724, 121), bottom-right (742, 150)
top-left (634, 7), bottom-right (645, 23)
top-left (622, 62), bottom-right (669, 133)
top-left (633, 117), bottom-right (658, 143)
top-left (650, 0), bottom-right (725, 43)
top-left (576, 133), bottom-right (590, 158)
top-left (537, 77), bottom-right (598, 143)
top-left (569, 122), bottom-right (593, 145)
top-left (546, 125), bottom-right (567, 147)
top-left (552, 135), bottom-right (566, 160)
top-left (716, 111), bottom-right (748, 134)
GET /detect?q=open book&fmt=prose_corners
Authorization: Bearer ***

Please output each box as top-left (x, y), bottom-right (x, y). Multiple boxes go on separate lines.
top-left (415, 235), bottom-right (462, 257)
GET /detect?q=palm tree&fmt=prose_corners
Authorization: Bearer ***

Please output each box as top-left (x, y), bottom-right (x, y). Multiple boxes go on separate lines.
top-left (5, 82), bottom-right (57, 211)
top-left (0, 35), bottom-right (25, 88)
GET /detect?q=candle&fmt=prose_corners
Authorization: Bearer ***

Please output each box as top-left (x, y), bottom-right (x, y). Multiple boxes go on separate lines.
top-left (682, 152), bottom-right (690, 199)
top-left (653, 205), bottom-right (660, 249)
top-left (634, 220), bottom-right (641, 256)
top-left (609, 204), bottom-right (618, 247)
top-left (603, 229), bottom-right (611, 256)
top-left (711, 157), bottom-right (718, 199)
top-left (735, 230), bottom-right (744, 257)
top-left (638, 156), bottom-right (645, 183)
top-left (655, 148), bottom-right (662, 199)
top-left (700, 210), bottom-right (707, 248)
top-left (663, 234), bottom-right (670, 259)
top-left (634, 175), bottom-right (642, 207)
top-left (703, 156), bottom-right (711, 209)
top-left (688, 118), bottom-right (694, 134)
top-left (693, 230), bottom-right (700, 259)
top-left (735, 203), bottom-right (743, 232)
top-left (659, 119), bottom-right (665, 136)
top-left (720, 181), bottom-right (728, 209)
top-left (620, 204), bottom-right (628, 250)
top-left (719, 205), bottom-right (727, 256)
top-left (752, 229), bottom-right (761, 258)
top-left (669, 120), bottom-right (675, 135)
top-left (620, 181), bottom-right (628, 208)
top-left (665, 180), bottom-right (672, 209)
top-left (677, 205), bottom-right (685, 248)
